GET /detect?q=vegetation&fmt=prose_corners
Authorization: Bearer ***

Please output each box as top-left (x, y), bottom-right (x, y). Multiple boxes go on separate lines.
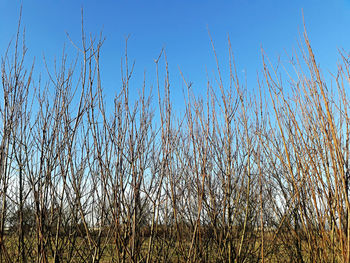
top-left (1, 15), bottom-right (350, 263)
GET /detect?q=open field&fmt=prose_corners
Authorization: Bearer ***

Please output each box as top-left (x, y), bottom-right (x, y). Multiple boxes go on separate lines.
top-left (2, 229), bottom-right (342, 262)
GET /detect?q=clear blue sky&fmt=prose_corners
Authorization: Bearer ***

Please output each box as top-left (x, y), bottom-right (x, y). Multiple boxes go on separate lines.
top-left (1, 0), bottom-right (350, 110)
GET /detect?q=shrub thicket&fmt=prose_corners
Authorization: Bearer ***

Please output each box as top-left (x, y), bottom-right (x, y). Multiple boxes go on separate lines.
top-left (0, 18), bottom-right (349, 263)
